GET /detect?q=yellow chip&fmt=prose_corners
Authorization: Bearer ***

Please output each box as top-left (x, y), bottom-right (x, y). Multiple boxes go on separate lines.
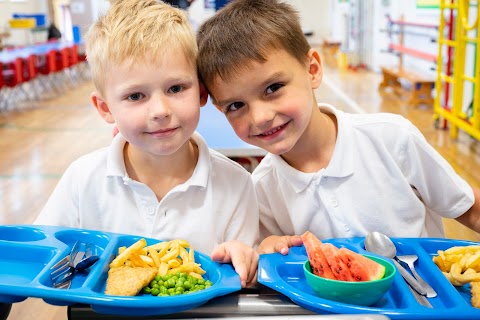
top-left (148, 248), bottom-right (161, 267)
top-left (158, 261), bottom-right (169, 276)
top-left (160, 242), bottom-right (180, 263)
top-left (110, 238), bottom-right (147, 268)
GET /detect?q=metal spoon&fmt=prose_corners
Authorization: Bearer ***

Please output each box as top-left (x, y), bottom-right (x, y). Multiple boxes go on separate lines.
top-left (364, 232), bottom-right (428, 297)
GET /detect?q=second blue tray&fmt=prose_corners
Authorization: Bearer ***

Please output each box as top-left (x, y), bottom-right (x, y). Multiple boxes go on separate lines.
top-left (258, 237), bottom-right (480, 320)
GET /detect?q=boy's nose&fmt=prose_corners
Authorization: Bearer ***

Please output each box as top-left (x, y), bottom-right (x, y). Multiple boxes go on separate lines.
top-left (150, 98), bottom-right (172, 120)
top-left (250, 102), bottom-right (275, 127)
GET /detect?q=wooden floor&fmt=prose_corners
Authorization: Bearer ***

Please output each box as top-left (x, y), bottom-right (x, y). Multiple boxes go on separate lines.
top-left (1, 50), bottom-right (480, 319)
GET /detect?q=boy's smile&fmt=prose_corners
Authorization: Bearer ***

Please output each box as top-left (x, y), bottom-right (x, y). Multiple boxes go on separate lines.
top-left (209, 48), bottom-right (322, 157)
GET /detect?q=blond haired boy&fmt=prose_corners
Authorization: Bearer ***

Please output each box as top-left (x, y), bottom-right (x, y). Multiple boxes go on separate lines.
top-left (197, 0), bottom-right (480, 254)
top-left (34, 0), bottom-right (259, 287)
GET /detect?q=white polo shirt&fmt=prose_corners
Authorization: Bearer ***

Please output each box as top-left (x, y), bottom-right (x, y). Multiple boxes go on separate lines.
top-left (34, 132), bottom-right (259, 254)
top-left (253, 103), bottom-right (474, 239)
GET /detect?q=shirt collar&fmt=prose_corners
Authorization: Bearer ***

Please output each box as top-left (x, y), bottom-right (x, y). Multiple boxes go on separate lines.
top-left (105, 132), bottom-right (210, 189)
top-left (106, 133), bottom-right (128, 178)
top-left (271, 103), bottom-right (355, 193)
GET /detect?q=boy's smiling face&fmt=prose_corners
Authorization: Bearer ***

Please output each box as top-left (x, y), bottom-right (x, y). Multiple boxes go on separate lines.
top-left (92, 50), bottom-right (206, 159)
top-left (208, 48), bottom-right (322, 156)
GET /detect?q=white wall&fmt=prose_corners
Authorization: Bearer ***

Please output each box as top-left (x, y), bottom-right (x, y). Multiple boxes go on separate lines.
top-left (0, 0), bottom-right (49, 46)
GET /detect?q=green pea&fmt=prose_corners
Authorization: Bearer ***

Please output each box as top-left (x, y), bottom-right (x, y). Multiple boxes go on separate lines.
top-left (160, 286), bottom-right (168, 294)
top-left (167, 278), bottom-right (176, 288)
top-left (142, 286), bottom-right (152, 294)
top-left (183, 280), bottom-right (192, 290)
top-left (176, 286), bottom-right (185, 294)
top-left (150, 288), bottom-right (160, 296)
top-left (148, 280), bottom-right (155, 287)
top-left (154, 275), bottom-right (162, 282)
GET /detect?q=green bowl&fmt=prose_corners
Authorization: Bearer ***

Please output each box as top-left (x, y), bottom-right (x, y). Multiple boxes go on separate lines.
top-left (303, 254), bottom-right (396, 306)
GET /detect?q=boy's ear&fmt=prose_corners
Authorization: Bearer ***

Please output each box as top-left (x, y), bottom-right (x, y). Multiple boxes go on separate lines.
top-left (199, 82), bottom-right (208, 107)
top-left (91, 92), bottom-right (115, 124)
top-left (307, 48), bottom-right (323, 89)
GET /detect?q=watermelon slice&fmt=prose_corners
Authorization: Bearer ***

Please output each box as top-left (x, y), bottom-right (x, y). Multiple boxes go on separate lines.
top-left (338, 247), bottom-right (386, 281)
top-left (320, 243), bottom-right (355, 281)
top-left (301, 231), bottom-right (337, 280)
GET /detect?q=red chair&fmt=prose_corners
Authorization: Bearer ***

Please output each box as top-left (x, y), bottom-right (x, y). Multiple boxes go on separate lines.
top-left (1, 58), bottom-right (27, 110)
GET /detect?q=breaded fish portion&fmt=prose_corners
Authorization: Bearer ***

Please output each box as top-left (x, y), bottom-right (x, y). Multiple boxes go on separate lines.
top-left (105, 266), bottom-right (157, 296)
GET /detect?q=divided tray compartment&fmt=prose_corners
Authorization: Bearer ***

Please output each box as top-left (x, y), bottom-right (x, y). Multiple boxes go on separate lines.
top-left (0, 225), bottom-right (241, 316)
top-left (258, 237), bottom-right (480, 319)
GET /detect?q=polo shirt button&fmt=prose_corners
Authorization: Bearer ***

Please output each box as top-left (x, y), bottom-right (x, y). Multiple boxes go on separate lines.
top-left (344, 224), bottom-right (350, 231)
top-left (147, 207), bottom-right (155, 215)
top-left (331, 199), bottom-right (338, 207)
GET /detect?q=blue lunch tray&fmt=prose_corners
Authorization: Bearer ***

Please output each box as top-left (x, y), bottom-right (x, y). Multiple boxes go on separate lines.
top-left (258, 237), bottom-right (480, 319)
top-left (0, 225), bottom-right (241, 316)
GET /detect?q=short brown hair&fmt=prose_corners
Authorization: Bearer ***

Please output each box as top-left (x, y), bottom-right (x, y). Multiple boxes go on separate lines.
top-left (197, 0), bottom-right (310, 91)
top-left (85, 0), bottom-right (197, 94)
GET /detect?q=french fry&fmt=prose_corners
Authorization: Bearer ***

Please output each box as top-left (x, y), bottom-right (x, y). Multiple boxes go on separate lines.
top-left (158, 261), bottom-right (169, 276)
top-left (445, 245), bottom-right (480, 255)
top-left (157, 242), bottom-right (171, 259)
top-left (433, 245), bottom-right (480, 288)
top-left (139, 254), bottom-right (156, 267)
top-left (467, 252), bottom-right (480, 270)
top-left (109, 238), bottom-right (206, 281)
top-left (110, 238), bottom-right (147, 268)
top-left (167, 258), bottom-right (182, 268)
top-left (129, 252), bottom-right (151, 268)
top-left (145, 241), bottom-right (169, 252)
top-left (179, 246), bottom-right (189, 263)
top-left (189, 247), bottom-right (195, 262)
top-left (160, 242), bottom-right (180, 263)
top-left (176, 239), bottom-right (191, 248)
top-left (148, 248), bottom-right (161, 267)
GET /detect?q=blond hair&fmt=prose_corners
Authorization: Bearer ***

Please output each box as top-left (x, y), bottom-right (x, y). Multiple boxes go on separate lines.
top-left (197, 0), bottom-right (310, 92)
top-left (85, 0), bottom-right (197, 94)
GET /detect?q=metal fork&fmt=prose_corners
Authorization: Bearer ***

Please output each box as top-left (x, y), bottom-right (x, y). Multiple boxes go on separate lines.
top-left (50, 241), bottom-right (80, 289)
top-left (397, 254), bottom-right (437, 298)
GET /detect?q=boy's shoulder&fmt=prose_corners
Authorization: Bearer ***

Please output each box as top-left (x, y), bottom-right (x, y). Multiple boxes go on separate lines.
top-left (68, 145), bottom-right (111, 172)
top-left (320, 104), bottom-right (414, 136)
top-left (65, 134), bottom-right (125, 177)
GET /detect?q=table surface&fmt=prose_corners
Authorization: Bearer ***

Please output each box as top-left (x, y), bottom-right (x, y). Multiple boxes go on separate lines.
top-left (0, 41), bottom-right (75, 63)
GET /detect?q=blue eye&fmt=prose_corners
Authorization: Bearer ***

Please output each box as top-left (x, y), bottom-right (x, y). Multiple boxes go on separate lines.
top-left (266, 83), bottom-right (283, 94)
top-left (168, 85), bottom-right (183, 93)
top-left (127, 93), bottom-right (144, 101)
top-left (227, 102), bottom-right (245, 112)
